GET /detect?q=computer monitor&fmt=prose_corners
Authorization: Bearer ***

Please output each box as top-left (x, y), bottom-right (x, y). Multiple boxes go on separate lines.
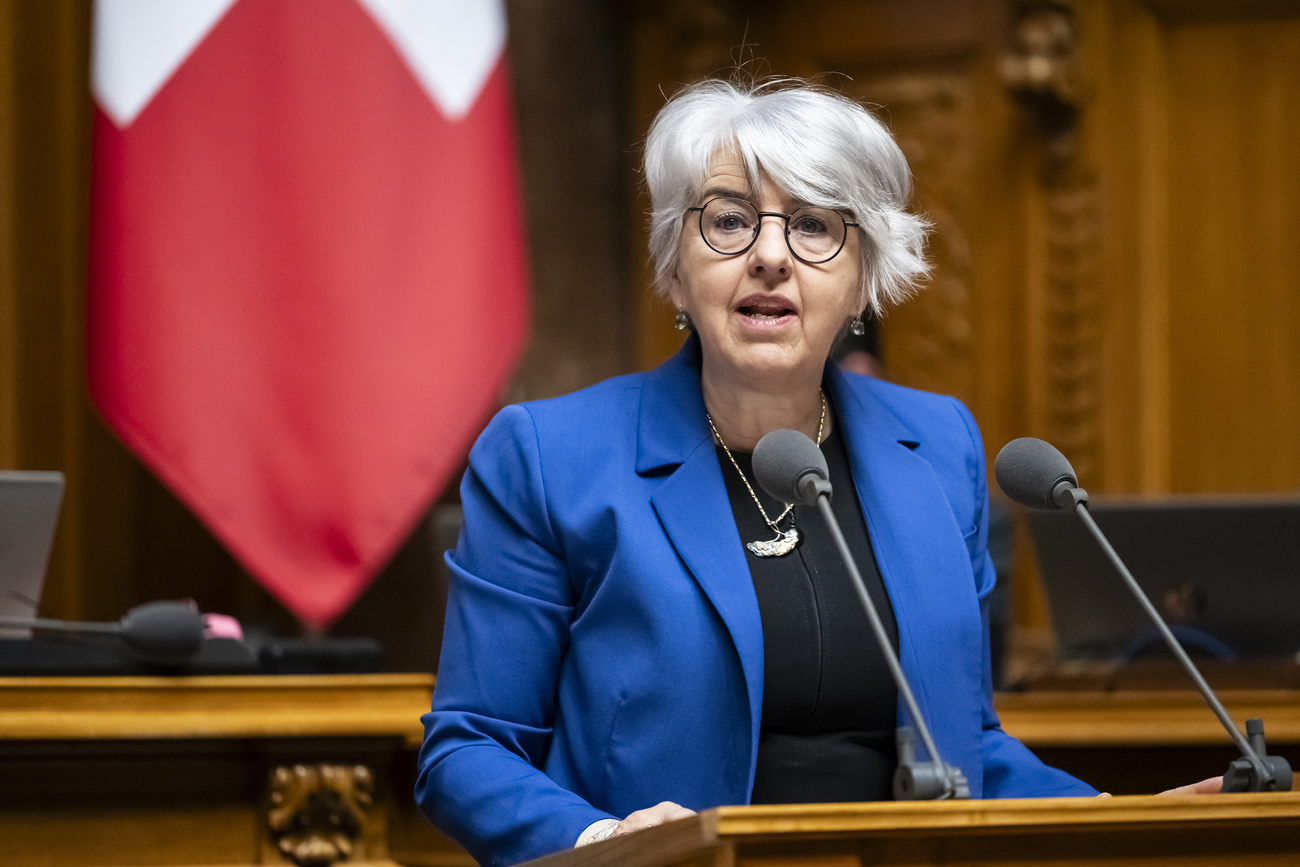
top-left (0, 471), bottom-right (65, 638)
top-left (1025, 496), bottom-right (1300, 661)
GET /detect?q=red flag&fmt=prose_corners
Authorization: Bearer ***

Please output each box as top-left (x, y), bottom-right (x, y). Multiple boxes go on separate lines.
top-left (88, 0), bottom-right (528, 629)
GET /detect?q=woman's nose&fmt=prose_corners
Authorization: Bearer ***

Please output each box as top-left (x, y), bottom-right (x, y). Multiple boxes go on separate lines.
top-left (748, 216), bottom-right (791, 275)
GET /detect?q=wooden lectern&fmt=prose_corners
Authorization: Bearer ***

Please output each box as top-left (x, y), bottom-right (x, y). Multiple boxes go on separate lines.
top-left (521, 794), bottom-right (1300, 867)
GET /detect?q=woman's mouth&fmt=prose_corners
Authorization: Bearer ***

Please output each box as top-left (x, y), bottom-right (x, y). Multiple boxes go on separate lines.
top-left (738, 301), bottom-right (794, 321)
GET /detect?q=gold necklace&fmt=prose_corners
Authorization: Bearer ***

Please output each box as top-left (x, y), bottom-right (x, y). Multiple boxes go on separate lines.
top-left (708, 390), bottom-right (827, 558)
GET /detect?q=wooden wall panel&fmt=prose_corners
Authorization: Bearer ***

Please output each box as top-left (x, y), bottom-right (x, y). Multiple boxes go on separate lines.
top-left (1087, 0), bottom-right (1172, 494)
top-left (1164, 15), bottom-right (1300, 491)
top-left (1081, 0), bottom-right (1300, 494)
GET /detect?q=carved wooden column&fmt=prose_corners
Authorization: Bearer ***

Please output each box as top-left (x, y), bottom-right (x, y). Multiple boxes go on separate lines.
top-left (1001, 0), bottom-right (1103, 485)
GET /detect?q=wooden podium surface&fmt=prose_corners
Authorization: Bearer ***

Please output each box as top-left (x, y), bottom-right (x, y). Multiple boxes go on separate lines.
top-left (524, 795), bottom-right (1300, 867)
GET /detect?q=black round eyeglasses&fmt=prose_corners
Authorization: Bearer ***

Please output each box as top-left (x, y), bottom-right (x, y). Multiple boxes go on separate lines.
top-left (685, 197), bottom-right (859, 265)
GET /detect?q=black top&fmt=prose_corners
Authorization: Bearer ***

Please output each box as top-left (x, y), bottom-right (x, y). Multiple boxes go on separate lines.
top-left (716, 419), bottom-right (899, 803)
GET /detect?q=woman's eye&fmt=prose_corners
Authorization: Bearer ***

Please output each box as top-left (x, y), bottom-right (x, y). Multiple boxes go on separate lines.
top-left (714, 214), bottom-right (748, 232)
top-left (792, 215), bottom-right (830, 235)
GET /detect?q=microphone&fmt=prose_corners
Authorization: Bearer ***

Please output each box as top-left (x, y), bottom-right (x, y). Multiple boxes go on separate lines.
top-left (994, 437), bottom-right (1293, 793)
top-left (993, 437), bottom-right (1081, 511)
top-left (753, 429), bottom-right (970, 801)
top-left (0, 600), bottom-right (204, 667)
top-left (751, 428), bottom-right (832, 505)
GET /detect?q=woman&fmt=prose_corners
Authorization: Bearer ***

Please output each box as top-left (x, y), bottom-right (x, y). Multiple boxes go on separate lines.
top-left (416, 78), bottom-right (1097, 867)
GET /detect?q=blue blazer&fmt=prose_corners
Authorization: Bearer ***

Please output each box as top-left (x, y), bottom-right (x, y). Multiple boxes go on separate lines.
top-left (416, 338), bottom-right (1095, 867)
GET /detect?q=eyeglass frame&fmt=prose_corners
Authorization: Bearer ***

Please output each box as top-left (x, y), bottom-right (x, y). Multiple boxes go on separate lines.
top-left (684, 196), bottom-right (861, 265)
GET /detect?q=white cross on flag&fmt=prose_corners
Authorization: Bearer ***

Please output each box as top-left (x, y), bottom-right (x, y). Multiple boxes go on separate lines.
top-left (88, 0), bottom-right (529, 629)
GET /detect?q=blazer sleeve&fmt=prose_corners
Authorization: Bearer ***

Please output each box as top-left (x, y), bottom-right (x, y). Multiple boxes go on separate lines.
top-left (414, 405), bottom-right (615, 867)
top-left (951, 400), bottom-right (1099, 798)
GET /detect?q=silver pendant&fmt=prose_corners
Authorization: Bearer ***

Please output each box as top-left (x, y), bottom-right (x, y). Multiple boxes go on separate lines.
top-left (747, 527), bottom-right (799, 557)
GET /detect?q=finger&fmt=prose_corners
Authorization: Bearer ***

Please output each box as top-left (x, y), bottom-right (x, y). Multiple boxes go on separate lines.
top-left (1157, 776), bottom-right (1224, 796)
top-left (611, 802), bottom-right (696, 837)
top-left (650, 801), bottom-right (697, 822)
top-left (610, 818), bottom-right (659, 837)
top-left (608, 812), bottom-right (661, 837)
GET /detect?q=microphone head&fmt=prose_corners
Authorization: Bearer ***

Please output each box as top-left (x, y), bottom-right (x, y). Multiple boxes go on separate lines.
top-left (753, 429), bottom-right (830, 506)
top-left (994, 437), bottom-right (1079, 510)
top-left (118, 600), bottom-right (204, 666)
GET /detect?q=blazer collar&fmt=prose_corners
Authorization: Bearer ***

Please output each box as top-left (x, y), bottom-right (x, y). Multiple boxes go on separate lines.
top-left (824, 363), bottom-right (921, 450)
top-left (636, 335), bottom-right (712, 475)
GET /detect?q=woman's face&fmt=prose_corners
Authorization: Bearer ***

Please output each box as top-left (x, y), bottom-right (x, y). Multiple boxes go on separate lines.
top-left (668, 153), bottom-right (862, 392)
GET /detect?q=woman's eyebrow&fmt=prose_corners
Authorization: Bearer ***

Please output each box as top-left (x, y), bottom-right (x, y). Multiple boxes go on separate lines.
top-left (699, 187), bottom-right (750, 201)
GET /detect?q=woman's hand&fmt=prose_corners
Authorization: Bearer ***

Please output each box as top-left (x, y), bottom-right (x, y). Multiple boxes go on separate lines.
top-left (1156, 776), bottom-right (1224, 796)
top-left (609, 801), bottom-right (697, 838)
top-left (1093, 775), bottom-right (1224, 799)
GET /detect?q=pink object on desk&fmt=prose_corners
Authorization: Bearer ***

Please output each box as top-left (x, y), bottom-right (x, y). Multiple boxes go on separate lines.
top-left (202, 613), bottom-right (243, 640)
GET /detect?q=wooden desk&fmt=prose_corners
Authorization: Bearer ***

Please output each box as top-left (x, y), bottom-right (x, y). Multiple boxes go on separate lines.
top-left (996, 689), bottom-right (1300, 747)
top-left (996, 689), bottom-right (1300, 794)
top-left (0, 674), bottom-right (471, 867)
top-left (522, 795), bottom-right (1300, 867)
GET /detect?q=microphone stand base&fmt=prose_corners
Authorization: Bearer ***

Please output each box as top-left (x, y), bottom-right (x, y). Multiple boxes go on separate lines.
top-left (893, 726), bottom-right (972, 801)
top-left (1221, 719), bottom-right (1294, 792)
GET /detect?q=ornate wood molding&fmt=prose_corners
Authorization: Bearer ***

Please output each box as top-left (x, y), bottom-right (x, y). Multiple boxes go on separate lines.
top-left (847, 73), bottom-right (975, 402)
top-left (1000, 0), bottom-right (1080, 153)
top-left (268, 763), bottom-right (376, 867)
top-left (1040, 168), bottom-right (1102, 483)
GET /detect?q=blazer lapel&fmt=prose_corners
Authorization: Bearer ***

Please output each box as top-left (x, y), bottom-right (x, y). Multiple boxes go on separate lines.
top-left (639, 339), bottom-right (765, 761)
top-left (827, 366), bottom-right (984, 777)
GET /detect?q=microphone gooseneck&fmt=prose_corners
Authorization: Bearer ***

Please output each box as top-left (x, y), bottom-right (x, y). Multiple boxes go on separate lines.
top-left (995, 436), bottom-right (1292, 793)
top-left (0, 600), bottom-right (205, 668)
top-left (753, 429), bottom-right (970, 801)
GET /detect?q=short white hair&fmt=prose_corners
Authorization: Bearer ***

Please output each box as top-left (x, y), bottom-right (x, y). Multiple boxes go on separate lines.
top-left (644, 78), bottom-right (930, 316)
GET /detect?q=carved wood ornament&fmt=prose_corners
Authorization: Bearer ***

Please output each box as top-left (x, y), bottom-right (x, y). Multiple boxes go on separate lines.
top-left (267, 763), bottom-right (375, 866)
top-left (1000, 0), bottom-right (1080, 153)
top-left (848, 74), bottom-right (975, 404)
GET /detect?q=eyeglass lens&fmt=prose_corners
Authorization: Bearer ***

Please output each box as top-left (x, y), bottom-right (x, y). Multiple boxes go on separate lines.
top-left (698, 197), bottom-right (848, 262)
